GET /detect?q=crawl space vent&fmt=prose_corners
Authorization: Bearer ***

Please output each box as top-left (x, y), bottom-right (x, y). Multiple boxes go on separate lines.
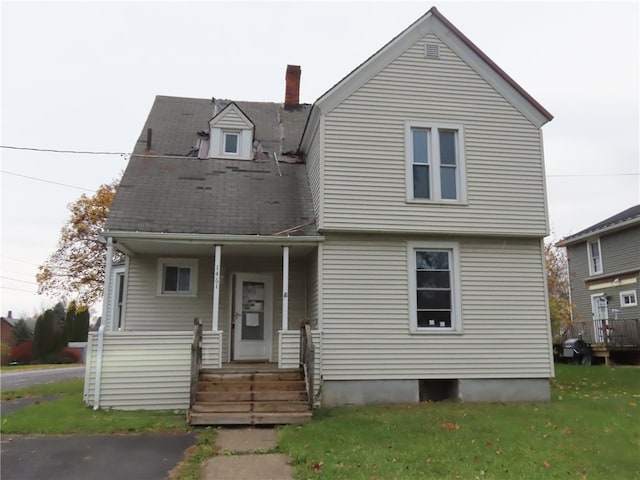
top-left (425, 43), bottom-right (440, 59)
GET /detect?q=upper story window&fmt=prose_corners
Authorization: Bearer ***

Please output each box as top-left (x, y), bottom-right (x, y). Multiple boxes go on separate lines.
top-left (223, 132), bottom-right (240, 154)
top-left (157, 258), bottom-right (198, 296)
top-left (405, 121), bottom-right (466, 203)
top-left (587, 239), bottom-right (603, 275)
top-left (408, 241), bottom-right (462, 333)
top-left (620, 290), bottom-right (637, 307)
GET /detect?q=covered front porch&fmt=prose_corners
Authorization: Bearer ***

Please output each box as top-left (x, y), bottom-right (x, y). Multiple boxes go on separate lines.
top-left (84, 233), bottom-right (322, 416)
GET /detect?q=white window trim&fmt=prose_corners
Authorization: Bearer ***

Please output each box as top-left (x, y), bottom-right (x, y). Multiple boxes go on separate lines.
top-left (407, 241), bottom-right (463, 334)
top-left (404, 121), bottom-right (467, 204)
top-left (587, 238), bottom-right (603, 275)
top-left (157, 258), bottom-right (199, 296)
top-left (223, 131), bottom-right (240, 155)
top-left (620, 290), bottom-right (637, 307)
top-left (110, 265), bottom-right (126, 331)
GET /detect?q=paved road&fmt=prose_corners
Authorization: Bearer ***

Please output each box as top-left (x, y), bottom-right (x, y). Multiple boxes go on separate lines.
top-left (1, 434), bottom-right (198, 480)
top-left (1, 366), bottom-right (86, 391)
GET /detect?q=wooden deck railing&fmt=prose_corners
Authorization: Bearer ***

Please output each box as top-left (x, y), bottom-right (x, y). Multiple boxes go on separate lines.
top-left (190, 317), bottom-right (203, 408)
top-left (562, 318), bottom-right (640, 347)
top-left (300, 323), bottom-right (315, 408)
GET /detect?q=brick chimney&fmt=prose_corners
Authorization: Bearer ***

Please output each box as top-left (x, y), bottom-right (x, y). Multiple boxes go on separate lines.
top-left (284, 65), bottom-right (301, 109)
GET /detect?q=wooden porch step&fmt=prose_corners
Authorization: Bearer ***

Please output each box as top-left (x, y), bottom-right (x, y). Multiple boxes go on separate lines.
top-left (191, 401), bottom-right (310, 413)
top-left (200, 371), bottom-right (303, 381)
top-left (189, 411), bottom-right (312, 426)
top-left (196, 390), bottom-right (308, 403)
top-left (197, 380), bottom-right (306, 392)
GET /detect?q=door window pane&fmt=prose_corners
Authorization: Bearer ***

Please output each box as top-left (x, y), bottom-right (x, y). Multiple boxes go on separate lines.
top-left (241, 281), bottom-right (265, 340)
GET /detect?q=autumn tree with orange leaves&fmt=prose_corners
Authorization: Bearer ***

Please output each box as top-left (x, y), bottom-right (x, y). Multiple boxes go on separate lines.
top-left (545, 241), bottom-right (574, 335)
top-left (37, 180), bottom-right (119, 306)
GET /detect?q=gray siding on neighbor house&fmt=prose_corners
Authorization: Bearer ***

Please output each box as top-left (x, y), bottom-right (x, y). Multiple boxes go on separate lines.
top-left (320, 234), bottom-right (553, 380)
top-left (122, 253), bottom-right (309, 363)
top-left (567, 227), bottom-right (640, 322)
top-left (320, 33), bottom-right (546, 236)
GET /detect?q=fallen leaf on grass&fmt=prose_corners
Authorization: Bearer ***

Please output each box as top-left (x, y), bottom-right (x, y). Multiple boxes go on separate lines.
top-left (486, 440), bottom-right (493, 446)
top-left (495, 450), bottom-right (503, 455)
top-left (542, 461), bottom-right (551, 469)
top-left (629, 402), bottom-right (637, 408)
top-left (561, 427), bottom-right (572, 435)
top-left (312, 461), bottom-right (324, 473)
top-left (441, 423), bottom-right (460, 430)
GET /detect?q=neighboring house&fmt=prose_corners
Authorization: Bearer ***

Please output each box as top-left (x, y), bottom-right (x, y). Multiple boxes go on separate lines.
top-left (558, 205), bottom-right (640, 362)
top-left (1, 311), bottom-right (16, 347)
top-left (84, 7), bottom-right (555, 419)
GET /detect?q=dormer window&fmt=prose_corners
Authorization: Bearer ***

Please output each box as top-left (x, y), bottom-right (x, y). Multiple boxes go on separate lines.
top-left (224, 132), bottom-right (240, 154)
top-left (208, 102), bottom-right (255, 160)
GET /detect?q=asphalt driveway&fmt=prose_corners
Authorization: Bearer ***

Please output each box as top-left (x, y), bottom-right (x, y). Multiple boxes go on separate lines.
top-left (1, 433), bottom-right (198, 480)
top-left (1, 366), bottom-right (86, 391)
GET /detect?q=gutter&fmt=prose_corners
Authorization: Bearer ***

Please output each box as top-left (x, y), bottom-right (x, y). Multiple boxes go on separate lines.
top-left (101, 231), bottom-right (324, 245)
top-left (556, 217), bottom-right (640, 247)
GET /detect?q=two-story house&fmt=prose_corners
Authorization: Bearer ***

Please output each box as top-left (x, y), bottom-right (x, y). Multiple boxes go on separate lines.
top-left (558, 205), bottom-right (640, 363)
top-left (84, 7), bottom-right (555, 424)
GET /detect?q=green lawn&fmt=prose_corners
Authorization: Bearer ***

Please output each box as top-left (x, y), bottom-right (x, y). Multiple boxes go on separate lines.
top-left (279, 365), bottom-right (640, 480)
top-left (1, 379), bottom-right (189, 434)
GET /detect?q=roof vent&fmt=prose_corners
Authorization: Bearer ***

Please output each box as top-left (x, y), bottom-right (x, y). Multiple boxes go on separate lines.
top-left (425, 43), bottom-right (440, 59)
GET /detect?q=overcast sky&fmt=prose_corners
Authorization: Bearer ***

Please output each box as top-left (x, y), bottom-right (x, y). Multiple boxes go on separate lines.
top-left (1, 1), bottom-right (638, 318)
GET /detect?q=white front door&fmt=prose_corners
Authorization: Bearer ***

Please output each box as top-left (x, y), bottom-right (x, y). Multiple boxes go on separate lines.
top-left (233, 273), bottom-right (273, 361)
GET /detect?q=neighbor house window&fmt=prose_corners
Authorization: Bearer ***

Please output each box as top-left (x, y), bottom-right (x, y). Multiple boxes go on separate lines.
top-left (587, 239), bottom-right (603, 275)
top-left (405, 122), bottom-right (466, 202)
top-left (408, 241), bottom-right (462, 333)
top-left (223, 132), bottom-right (239, 154)
top-left (620, 290), bottom-right (637, 307)
top-left (157, 258), bottom-right (198, 296)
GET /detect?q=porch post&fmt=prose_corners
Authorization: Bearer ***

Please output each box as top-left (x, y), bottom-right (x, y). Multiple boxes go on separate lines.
top-left (212, 245), bottom-right (222, 331)
top-left (282, 245), bottom-right (290, 331)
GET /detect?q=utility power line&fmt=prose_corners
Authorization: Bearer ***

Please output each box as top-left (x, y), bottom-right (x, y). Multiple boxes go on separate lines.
top-left (1, 145), bottom-right (128, 156)
top-left (0, 170), bottom-right (93, 191)
top-left (0, 276), bottom-right (38, 285)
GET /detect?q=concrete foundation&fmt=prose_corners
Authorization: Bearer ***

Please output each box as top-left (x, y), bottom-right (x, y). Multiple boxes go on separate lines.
top-left (458, 378), bottom-right (551, 402)
top-left (322, 380), bottom-right (419, 407)
top-left (320, 378), bottom-right (551, 406)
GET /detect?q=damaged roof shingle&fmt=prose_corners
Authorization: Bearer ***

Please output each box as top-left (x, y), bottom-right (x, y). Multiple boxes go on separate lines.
top-left (106, 96), bottom-right (317, 237)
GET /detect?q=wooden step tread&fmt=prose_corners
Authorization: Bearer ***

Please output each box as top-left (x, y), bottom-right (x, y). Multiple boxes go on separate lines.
top-left (189, 411), bottom-right (312, 426)
top-left (196, 390), bottom-right (307, 402)
top-left (197, 380), bottom-right (306, 392)
top-left (192, 401), bottom-right (310, 413)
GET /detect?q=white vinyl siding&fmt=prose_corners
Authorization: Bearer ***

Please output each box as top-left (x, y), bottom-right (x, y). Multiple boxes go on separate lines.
top-left (305, 125), bottom-right (323, 224)
top-left (278, 329), bottom-right (322, 401)
top-left (123, 254), bottom-right (309, 363)
top-left (320, 34), bottom-right (547, 236)
top-left (84, 331), bottom-right (192, 410)
top-left (320, 234), bottom-right (553, 380)
top-left (208, 105), bottom-right (253, 160)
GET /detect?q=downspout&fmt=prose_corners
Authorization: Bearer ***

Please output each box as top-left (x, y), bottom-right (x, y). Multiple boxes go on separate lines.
top-left (94, 237), bottom-right (114, 410)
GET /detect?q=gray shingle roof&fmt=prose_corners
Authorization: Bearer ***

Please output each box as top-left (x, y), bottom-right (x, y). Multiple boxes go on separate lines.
top-left (106, 95), bottom-right (316, 236)
top-left (559, 204), bottom-right (640, 246)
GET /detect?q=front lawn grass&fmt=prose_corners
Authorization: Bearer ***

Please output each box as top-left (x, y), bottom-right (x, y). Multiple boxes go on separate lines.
top-left (279, 365), bottom-right (640, 480)
top-left (1, 379), bottom-right (189, 434)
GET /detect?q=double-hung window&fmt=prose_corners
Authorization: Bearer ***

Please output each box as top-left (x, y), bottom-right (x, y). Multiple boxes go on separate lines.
top-left (157, 258), bottom-right (198, 296)
top-left (587, 239), bottom-right (603, 275)
top-left (620, 290), bottom-right (637, 307)
top-left (408, 241), bottom-right (462, 333)
top-left (406, 122), bottom-right (466, 202)
top-left (223, 131), bottom-right (239, 154)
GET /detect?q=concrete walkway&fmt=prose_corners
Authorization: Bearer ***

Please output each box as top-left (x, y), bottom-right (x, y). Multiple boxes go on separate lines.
top-left (201, 428), bottom-right (293, 480)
